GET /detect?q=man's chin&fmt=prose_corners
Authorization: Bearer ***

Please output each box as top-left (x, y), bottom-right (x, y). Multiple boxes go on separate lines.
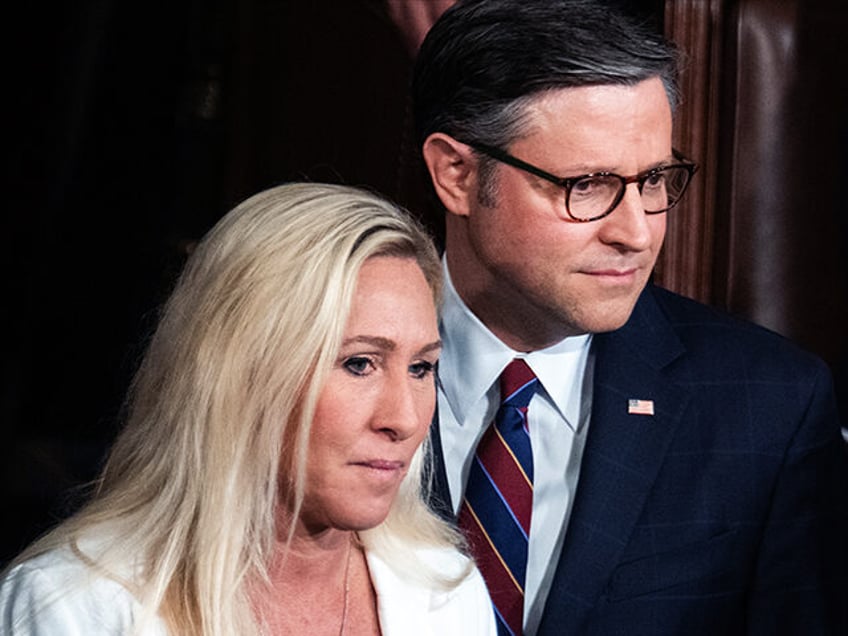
top-left (572, 299), bottom-right (640, 335)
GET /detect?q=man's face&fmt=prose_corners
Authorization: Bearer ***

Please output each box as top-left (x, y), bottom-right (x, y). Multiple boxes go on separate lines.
top-left (446, 77), bottom-right (672, 350)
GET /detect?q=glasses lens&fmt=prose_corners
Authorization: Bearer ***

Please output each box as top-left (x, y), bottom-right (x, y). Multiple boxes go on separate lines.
top-left (567, 175), bottom-right (623, 221)
top-left (642, 165), bottom-right (692, 213)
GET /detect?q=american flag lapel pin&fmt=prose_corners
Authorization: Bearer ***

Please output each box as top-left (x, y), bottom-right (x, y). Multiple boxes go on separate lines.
top-left (628, 398), bottom-right (654, 415)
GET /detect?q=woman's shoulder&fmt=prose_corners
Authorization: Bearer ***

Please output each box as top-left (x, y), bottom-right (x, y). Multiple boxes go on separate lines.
top-left (366, 544), bottom-right (496, 635)
top-left (408, 543), bottom-right (475, 577)
top-left (0, 541), bottom-right (166, 635)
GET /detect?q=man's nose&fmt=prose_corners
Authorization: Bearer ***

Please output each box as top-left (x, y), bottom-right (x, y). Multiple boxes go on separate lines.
top-left (597, 184), bottom-right (655, 251)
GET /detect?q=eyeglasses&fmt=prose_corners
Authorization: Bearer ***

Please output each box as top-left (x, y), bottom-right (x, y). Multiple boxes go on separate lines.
top-left (465, 141), bottom-right (698, 222)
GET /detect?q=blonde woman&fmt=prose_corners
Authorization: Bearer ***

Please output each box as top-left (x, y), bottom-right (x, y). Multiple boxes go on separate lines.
top-left (0, 183), bottom-right (496, 635)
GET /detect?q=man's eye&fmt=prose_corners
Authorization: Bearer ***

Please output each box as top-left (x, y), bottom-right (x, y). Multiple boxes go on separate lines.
top-left (409, 361), bottom-right (435, 379)
top-left (643, 172), bottom-right (666, 189)
top-left (571, 177), bottom-right (601, 196)
top-left (343, 357), bottom-right (373, 376)
top-left (571, 176), bottom-right (618, 200)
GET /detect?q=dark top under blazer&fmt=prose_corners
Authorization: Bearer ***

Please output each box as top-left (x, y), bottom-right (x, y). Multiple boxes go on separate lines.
top-left (430, 284), bottom-right (848, 635)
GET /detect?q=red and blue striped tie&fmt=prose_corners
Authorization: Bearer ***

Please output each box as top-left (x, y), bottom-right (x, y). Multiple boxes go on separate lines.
top-left (459, 358), bottom-right (538, 636)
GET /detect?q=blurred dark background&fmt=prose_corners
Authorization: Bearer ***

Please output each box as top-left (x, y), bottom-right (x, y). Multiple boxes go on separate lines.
top-left (3, 0), bottom-right (466, 566)
top-left (3, 0), bottom-right (846, 566)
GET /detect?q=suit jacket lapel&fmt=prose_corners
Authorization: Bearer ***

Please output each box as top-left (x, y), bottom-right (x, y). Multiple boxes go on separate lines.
top-left (426, 403), bottom-right (454, 522)
top-left (538, 287), bottom-right (693, 634)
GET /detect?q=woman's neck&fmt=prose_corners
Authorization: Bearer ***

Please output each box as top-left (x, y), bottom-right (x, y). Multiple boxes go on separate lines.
top-left (256, 529), bottom-right (379, 634)
top-left (271, 527), bottom-right (354, 581)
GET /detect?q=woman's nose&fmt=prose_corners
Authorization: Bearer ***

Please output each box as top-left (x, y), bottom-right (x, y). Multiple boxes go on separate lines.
top-left (372, 373), bottom-right (433, 441)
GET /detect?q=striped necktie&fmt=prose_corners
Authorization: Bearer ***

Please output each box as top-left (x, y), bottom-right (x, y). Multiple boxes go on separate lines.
top-left (459, 358), bottom-right (538, 636)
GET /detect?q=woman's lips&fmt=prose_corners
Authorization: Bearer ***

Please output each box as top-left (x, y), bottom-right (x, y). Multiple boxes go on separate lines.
top-left (352, 459), bottom-right (405, 471)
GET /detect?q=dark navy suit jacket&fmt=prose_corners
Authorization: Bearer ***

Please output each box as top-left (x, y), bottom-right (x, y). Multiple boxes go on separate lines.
top-left (430, 284), bottom-right (847, 635)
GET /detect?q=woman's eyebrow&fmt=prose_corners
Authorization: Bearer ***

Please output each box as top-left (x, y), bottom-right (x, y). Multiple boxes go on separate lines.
top-left (417, 341), bottom-right (443, 356)
top-left (342, 335), bottom-right (396, 350)
top-left (341, 337), bottom-right (442, 356)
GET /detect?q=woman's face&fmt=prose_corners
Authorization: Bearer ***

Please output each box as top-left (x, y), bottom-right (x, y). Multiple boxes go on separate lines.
top-left (299, 255), bottom-right (441, 534)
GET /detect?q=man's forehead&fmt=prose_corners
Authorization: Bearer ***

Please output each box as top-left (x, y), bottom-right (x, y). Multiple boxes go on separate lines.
top-left (513, 79), bottom-right (672, 136)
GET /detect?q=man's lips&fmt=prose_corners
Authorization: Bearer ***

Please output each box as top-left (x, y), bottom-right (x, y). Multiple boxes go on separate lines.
top-left (582, 266), bottom-right (640, 277)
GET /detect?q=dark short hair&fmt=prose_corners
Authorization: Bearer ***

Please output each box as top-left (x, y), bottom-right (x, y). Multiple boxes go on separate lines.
top-left (412, 0), bottom-right (680, 150)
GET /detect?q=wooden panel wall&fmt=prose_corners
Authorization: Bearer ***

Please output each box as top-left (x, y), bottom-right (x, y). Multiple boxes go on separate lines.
top-left (658, 0), bottom-right (848, 380)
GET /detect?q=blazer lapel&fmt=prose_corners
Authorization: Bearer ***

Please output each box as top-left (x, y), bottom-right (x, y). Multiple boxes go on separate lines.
top-left (367, 550), bottom-right (433, 636)
top-left (538, 287), bottom-right (693, 634)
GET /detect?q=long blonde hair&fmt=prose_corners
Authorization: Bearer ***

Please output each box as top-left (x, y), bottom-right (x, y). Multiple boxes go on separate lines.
top-left (9, 183), bottom-right (462, 635)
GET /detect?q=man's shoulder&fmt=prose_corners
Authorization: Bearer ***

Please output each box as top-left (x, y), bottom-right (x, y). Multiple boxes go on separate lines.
top-left (646, 284), bottom-right (767, 332)
top-left (635, 285), bottom-right (829, 377)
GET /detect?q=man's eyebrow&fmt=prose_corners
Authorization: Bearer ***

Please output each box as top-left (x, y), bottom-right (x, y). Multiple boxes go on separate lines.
top-left (653, 153), bottom-right (679, 168)
top-left (563, 157), bottom-right (677, 177)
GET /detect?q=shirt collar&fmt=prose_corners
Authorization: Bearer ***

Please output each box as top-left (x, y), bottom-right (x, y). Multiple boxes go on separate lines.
top-left (439, 260), bottom-right (592, 429)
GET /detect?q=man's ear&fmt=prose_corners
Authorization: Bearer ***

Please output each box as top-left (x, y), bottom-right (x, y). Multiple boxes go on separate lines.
top-left (421, 133), bottom-right (477, 217)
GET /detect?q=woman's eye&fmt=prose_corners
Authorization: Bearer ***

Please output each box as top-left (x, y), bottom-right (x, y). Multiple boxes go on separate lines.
top-left (409, 360), bottom-right (435, 379)
top-left (342, 356), bottom-right (373, 376)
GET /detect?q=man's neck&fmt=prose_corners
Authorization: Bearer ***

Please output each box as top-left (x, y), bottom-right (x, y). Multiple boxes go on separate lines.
top-left (444, 248), bottom-right (584, 352)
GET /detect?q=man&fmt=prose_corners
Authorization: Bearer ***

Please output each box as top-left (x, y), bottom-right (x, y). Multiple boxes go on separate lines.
top-left (412, 1), bottom-right (848, 634)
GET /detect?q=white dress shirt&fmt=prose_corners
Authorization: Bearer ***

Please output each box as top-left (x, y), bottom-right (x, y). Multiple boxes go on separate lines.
top-left (437, 262), bottom-right (593, 635)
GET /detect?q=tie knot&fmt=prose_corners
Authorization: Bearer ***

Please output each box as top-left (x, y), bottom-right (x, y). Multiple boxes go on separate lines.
top-left (500, 358), bottom-right (538, 408)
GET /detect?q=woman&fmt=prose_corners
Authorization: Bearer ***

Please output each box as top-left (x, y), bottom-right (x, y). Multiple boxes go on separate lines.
top-left (0, 183), bottom-right (496, 635)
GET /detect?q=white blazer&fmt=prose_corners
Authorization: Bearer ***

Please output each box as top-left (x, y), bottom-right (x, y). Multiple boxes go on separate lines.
top-left (367, 547), bottom-right (496, 635)
top-left (0, 542), bottom-right (496, 635)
